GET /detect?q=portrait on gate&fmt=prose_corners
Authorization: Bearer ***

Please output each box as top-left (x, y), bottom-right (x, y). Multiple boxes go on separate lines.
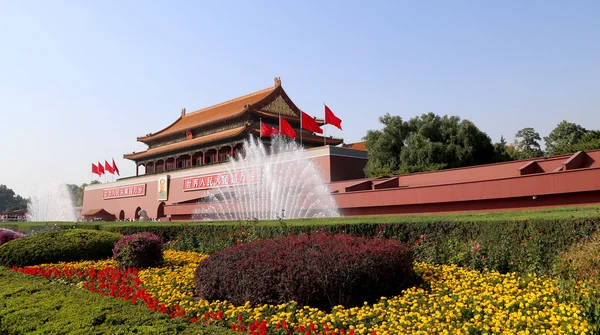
top-left (157, 175), bottom-right (168, 201)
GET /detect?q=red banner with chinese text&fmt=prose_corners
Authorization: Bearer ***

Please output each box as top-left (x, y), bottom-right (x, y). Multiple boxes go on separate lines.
top-left (183, 169), bottom-right (261, 191)
top-left (103, 184), bottom-right (146, 199)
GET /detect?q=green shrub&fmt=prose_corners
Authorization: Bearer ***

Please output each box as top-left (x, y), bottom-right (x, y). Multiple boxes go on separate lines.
top-left (3, 205), bottom-right (600, 274)
top-left (112, 233), bottom-right (163, 269)
top-left (0, 229), bottom-right (121, 267)
top-left (0, 268), bottom-right (235, 335)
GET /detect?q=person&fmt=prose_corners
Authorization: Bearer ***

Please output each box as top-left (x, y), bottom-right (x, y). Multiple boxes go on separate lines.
top-left (158, 177), bottom-right (167, 200)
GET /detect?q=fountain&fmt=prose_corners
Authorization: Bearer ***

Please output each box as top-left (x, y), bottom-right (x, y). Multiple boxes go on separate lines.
top-left (27, 179), bottom-right (77, 222)
top-left (192, 135), bottom-right (340, 221)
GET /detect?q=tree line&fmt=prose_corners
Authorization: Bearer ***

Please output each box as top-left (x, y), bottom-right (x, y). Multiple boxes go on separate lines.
top-left (363, 113), bottom-right (600, 178)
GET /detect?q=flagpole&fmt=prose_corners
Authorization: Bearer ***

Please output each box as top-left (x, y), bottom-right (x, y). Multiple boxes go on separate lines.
top-left (260, 117), bottom-right (262, 139)
top-left (323, 103), bottom-right (327, 146)
top-left (300, 111), bottom-right (303, 146)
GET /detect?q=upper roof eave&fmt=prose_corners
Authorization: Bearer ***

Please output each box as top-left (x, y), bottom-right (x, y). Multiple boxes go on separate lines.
top-left (136, 80), bottom-right (283, 143)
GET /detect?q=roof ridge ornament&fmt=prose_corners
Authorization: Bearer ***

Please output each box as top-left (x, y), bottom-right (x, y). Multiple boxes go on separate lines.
top-left (274, 76), bottom-right (281, 86)
top-left (181, 108), bottom-right (186, 117)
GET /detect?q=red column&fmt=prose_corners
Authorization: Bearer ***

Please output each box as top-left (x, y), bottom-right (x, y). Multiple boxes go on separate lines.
top-left (163, 159), bottom-right (166, 172)
top-left (230, 146), bottom-right (234, 158)
top-left (136, 164), bottom-right (139, 176)
top-left (203, 152), bottom-right (207, 165)
top-left (215, 150), bottom-right (219, 163)
top-left (189, 154), bottom-right (193, 167)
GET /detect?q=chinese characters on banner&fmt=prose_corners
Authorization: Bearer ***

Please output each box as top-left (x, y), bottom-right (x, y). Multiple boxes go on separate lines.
top-left (103, 184), bottom-right (146, 199)
top-left (183, 169), bottom-right (261, 191)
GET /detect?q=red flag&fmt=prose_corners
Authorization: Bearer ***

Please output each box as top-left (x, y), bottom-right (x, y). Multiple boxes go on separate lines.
top-left (97, 161), bottom-right (104, 175)
top-left (112, 159), bottom-right (120, 176)
top-left (104, 160), bottom-right (114, 174)
top-left (92, 163), bottom-right (100, 176)
top-left (325, 105), bottom-right (342, 130)
top-left (301, 111), bottom-right (323, 134)
top-left (279, 116), bottom-right (296, 138)
top-left (260, 121), bottom-right (279, 137)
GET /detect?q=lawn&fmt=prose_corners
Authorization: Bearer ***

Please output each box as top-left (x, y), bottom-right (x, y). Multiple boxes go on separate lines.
top-left (0, 267), bottom-right (234, 335)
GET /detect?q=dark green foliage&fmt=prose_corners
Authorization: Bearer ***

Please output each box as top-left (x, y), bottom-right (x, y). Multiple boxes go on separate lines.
top-left (113, 232), bottom-right (164, 269)
top-left (0, 184), bottom-right (28, 213)
top-left (548, 130), bottom-right (600, 156)
top-left (493, 135), bottom-right (513, 162)
top-left (3, 206), bottom-right (600, 274)
top-left (0, 268), bottom-right (235, 335)
top-left (544, 121), bottom-right (589, 156)
top-left (0, 229), bottom-right (122, 267)
top-left (513, 127), bottom-right (544, 159)
top-left (364, 112), bottom-right (497, 177)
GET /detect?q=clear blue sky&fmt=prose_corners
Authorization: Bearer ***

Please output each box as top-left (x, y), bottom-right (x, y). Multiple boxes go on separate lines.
top-left (1, 1), bottom-right (599, 198)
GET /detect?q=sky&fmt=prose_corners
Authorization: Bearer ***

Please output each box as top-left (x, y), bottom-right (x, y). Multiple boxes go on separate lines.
top-left (1, 1), bottom-right (599, 198)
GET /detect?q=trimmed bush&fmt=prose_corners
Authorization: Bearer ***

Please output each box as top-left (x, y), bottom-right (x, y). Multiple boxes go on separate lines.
top-left (0, 228), bottom-right (24, 247)
top-left (0, 229), bottom-right (121, 267)
top-left (113, 233), bottom-right (163, 269)
top-left (194, 232), bottom-right (416, 310)
top-left (4, 205), bottom-right (600, 274)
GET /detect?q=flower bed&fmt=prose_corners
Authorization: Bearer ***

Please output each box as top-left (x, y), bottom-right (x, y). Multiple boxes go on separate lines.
top-left (11, 250), bottom-right (592, 334)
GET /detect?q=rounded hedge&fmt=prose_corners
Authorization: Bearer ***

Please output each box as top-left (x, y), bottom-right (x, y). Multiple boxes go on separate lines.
top-left (0, 228), bottom-right (24, 247)
top-left (112, 232), bottom-right (163, 269)
top-left (0, 229), bottom-right (122, 267)
top-left (194, 232), bottom-right (416, 310)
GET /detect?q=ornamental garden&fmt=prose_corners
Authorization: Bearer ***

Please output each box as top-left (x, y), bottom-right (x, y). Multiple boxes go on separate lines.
top-left (2, 205), bottom-right (600, 335)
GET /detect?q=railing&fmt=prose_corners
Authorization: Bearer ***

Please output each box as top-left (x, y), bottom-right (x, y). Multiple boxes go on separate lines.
top-left (117, 160), bottom-right (229, 181)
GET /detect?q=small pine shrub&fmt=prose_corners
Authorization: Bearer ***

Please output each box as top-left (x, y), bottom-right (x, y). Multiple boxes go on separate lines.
top-left (0, 228), bottom-right (24, 246)
top-left (0, 229), bottom-right (121, 267)
top-left (112, 233), bottom-right (163, 269)
top-left (194, 232), bottom-right (416, 310)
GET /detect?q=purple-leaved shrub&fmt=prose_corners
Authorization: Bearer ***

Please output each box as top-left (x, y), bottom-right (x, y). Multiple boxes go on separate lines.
top-left (0, 228), bottom-right (24, 247)
top-left (112, 232), bottom-right (163, 269)
top-left (194, 232), bottom-right (416, 310)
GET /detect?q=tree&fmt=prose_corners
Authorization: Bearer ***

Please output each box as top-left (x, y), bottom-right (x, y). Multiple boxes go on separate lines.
top-left (514, 127), bottom-right (544, 159)
top-left (493, 136), bottom-right (513, 162)
top-left (66, 181), bottom-right (99, 207)
top-left (363, 114), bottom-right (409, 177)
top-left (363, 112), bottom-right (497, 177)
top-left (544, 121), bottom-right (588, 156)
top-left (0, 185), bottom-right (16, 213)
top-left (0, 185), bottom-right (28, 213)
top-left (556, 130), bottom-right (600, 154)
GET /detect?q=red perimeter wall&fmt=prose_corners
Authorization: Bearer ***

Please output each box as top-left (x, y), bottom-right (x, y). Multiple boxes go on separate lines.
top-left (83, 149), bottom-right (600, 220)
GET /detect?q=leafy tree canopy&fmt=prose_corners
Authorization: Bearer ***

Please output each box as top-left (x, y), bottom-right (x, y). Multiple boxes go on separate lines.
top-left (513, 127), bottom-right (544, 159)
top-left (364, 112), bottom-right (497, 177)
top-left (543, 121), bottom-right (600, 156)
top-left (0, 185), bottom-right (29, 213)
top-left (544, 121), bottom-right (588, 156)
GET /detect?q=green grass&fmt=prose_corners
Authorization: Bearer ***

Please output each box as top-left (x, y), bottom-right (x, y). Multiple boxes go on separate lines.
top-left (0, 268), bottom-right (235, 335)
top-left (3, 204), bottom-right (600, 232)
